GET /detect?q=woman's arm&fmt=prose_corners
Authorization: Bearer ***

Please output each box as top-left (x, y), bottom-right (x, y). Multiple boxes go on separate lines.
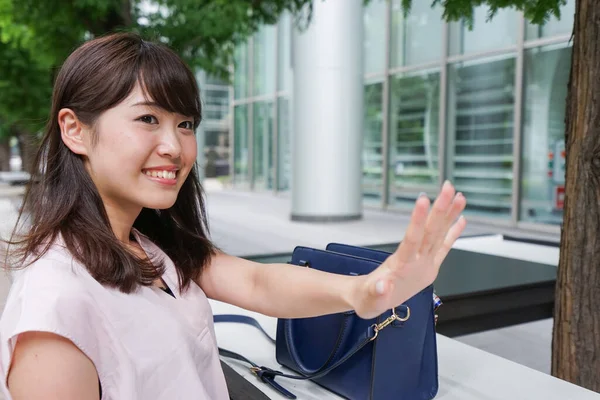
top-left (200, 181), bottom-right (467, 320)
top-left (199, 252), bottom-right (357, 318)
top-left (7, 331), bottom-right (100, 400)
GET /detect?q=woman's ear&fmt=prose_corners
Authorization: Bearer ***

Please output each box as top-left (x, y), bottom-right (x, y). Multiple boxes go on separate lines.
top-left (58, 108), bottom-right (89, 156)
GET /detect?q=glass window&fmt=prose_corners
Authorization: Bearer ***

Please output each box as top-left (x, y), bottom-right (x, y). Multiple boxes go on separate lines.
top-left (391, 0), bottom-right (444, 67)
top-left (446, 55), bottom-right (516, 218)
top-left (253, 25), bottom-right (277, 96)
top-left (364, 0), bottom-right (387, 75)
top-left (520, 44), bottom-right (571, 225)
top-left (526, 0), bottom-right (574, 40)
top-left (203, 127), bottom-right (230, 178)
top-left (253, 101), bottom-right (274, 190)
top-left (200, 75), bottom-right (230, 179)
top-left (363, 81), bottom-right (384, 204)
top-left (278, 14), bottom-right (292, 92)
top-left (388, 70), bottom-right (440, 207)
top-left (202, 84), bottom-right (229, 121)
top-left (234, 42), bottom-right (249, 99)
top-left (234, 105), bottom-right (250, 185)
top-left (449, 6), bottom-right (518, 56)
top-left (277, 97), bottom-right (291, 191)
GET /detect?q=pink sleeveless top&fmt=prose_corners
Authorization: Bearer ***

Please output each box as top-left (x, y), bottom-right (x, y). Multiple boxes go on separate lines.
top-left (0, 230), bottom-right (230, 400)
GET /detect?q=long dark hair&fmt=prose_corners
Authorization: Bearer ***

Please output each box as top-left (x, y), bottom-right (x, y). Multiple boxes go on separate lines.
top-left (6, 32), bottom-right (217, 293)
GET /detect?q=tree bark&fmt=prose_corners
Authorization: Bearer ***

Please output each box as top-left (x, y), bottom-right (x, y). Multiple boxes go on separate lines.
top-left (552, 0), bottom-right (600, 391)
top-left (15, 130), bottom-right (39, 175)
top-left (0, 138), bottom-right (10, 172)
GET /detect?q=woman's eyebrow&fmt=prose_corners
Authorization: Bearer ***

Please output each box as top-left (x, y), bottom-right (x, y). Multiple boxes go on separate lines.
top-left (130, 101), bottom-right (194, 120)
top-left (131, 101), bottom-right (162, 108)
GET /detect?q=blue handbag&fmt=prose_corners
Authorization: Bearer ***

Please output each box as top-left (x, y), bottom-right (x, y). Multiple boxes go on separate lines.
top-left (215, 243), bottom-right (440, 400)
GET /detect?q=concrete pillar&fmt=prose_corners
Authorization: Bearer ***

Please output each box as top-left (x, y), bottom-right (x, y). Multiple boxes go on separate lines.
top-left (291, 0), bottom-right (364, 222)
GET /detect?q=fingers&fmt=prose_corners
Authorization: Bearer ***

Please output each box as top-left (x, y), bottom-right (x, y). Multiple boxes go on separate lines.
top-left (418, 181), bottom-right (456, 255)
top-left (447, 192), bottom-right (466, 222)
top-left (390, 180), bottom-right (466, 272)
top-left (429, 191), bottom-right (467, 252)
top-left (434, 215), bottom-right (468, 267)
top-left (392, 194), bottom-right (430, 265)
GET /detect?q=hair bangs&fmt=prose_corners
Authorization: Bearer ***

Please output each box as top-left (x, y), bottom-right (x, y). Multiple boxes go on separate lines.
top-left (137, 43), bottom-right (202, 129)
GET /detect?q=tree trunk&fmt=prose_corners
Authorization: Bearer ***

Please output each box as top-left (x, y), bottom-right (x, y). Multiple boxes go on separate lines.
top-left (0, 138), bottom-right (10, 172)
top-left (551, 0), bottom-right (600, 391)
top-left (15, 130), bottom-right (39, 175)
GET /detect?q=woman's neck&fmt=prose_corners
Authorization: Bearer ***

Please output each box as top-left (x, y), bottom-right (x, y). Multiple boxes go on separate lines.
top-left (102, 201), bottom-right (141, 243)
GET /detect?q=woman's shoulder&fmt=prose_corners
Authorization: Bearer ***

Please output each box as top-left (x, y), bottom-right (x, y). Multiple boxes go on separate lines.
top-left (4, 241), bottom-right (100, 318)
top-left (0, 241), bottom-right (105, 339)
top-left (12, 241), bottom-right (93, 290)
top-left (0, 243), bottom-right (116, 393)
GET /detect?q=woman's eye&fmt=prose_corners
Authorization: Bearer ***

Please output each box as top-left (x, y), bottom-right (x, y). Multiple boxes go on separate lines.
top-left (138, 115), bottom-right (158, 124)
top-left (180, 121), bottom-right (194, 130)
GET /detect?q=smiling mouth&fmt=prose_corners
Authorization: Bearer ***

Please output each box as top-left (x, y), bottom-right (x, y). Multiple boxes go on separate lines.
top-left (142, 169), bottom-right (178, 181)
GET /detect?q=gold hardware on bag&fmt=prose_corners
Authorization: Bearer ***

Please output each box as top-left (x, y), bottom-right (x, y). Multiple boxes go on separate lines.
top-left (370, 306), bottom-right (410, 341)
top-left (250, 366), bottom-right (261, 375)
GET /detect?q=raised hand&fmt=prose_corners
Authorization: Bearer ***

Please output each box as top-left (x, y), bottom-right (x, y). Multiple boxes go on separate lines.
top-left (350, 181), bottom-right (467, 320)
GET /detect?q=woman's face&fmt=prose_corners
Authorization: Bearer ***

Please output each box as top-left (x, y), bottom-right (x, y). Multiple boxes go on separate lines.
top-left (69, 82), bottom-right (198, 213)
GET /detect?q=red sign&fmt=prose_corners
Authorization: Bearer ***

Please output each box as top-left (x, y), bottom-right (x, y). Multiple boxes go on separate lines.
top-left (555, 186), bottom-right (565, 209)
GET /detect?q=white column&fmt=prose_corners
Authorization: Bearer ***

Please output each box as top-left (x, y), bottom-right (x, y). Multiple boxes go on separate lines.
top-left (291, 0), bottom-right (364, 222)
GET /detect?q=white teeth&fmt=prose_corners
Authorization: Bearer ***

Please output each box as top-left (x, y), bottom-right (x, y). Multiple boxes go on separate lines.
top-left (144, 170), bottom-right (177, 180)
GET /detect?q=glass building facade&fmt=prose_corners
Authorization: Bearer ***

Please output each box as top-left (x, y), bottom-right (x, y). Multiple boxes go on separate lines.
top-left (196, 71), bottom-right (231, 179)
top-left (230, 0), bottom-right (574, 230)
top-left (231, 16), bottom-right (292, 191)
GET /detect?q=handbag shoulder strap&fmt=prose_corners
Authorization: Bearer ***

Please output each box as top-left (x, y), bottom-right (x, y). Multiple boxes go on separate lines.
top-left (213, 314), bottom-right (276, 343)
top-left (214, 314), bottom-right (377, 399)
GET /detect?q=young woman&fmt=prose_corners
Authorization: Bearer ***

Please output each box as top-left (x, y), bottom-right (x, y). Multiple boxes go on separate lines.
top-left (0, 32), bottom-right (466, 399)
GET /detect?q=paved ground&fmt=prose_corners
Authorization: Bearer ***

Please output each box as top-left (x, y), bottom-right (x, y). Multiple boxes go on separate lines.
top-left (205, 189), bottom-right (559, 257)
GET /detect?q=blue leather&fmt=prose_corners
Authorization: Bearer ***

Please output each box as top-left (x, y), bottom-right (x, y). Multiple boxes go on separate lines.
top-left (326, 242), bottom-right (392, 263)
top-left (275, 244), bottom-right (439, 400)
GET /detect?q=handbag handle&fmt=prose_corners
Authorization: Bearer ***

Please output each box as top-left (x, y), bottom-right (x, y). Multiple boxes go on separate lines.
top-left (280, 258), bottom-right (357, 375)
top-left (214, 314), bottom-right (379, 399)
top-left (283, 311), bottom-right (355, 376)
